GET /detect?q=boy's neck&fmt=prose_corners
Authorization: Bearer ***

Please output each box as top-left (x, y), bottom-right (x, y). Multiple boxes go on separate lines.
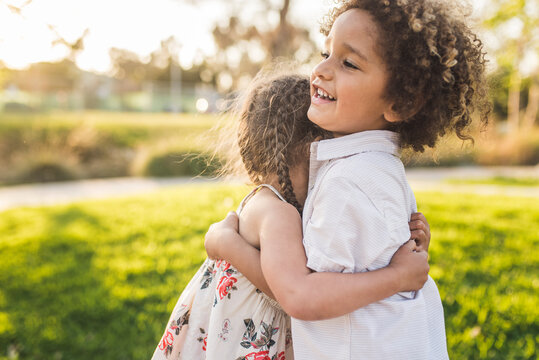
top-left (330, 128), bottom-right (390, 139)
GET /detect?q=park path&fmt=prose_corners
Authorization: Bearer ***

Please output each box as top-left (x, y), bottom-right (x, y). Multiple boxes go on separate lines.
top-left (0, 166), bottom-right (538, 212)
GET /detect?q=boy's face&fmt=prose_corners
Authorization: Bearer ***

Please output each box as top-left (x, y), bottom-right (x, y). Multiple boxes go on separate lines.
top-left (308, 9), bottom-right (397, 137)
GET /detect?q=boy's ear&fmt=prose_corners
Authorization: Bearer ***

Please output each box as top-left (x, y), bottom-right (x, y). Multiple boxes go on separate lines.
top-left (383, 103), bottom-right (404, 123)
top-left (384, 98), bottom-right (425, 123)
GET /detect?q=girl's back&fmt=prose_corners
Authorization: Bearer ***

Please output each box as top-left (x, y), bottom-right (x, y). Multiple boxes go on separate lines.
top-left (152, 186), bottom-right (294, 360)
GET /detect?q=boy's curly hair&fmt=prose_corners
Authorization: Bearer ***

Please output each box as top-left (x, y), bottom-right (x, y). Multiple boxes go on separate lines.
top-left (220, 71), bottom-right (329, 211)
top-left (321, 0), bottom-right (491, 151)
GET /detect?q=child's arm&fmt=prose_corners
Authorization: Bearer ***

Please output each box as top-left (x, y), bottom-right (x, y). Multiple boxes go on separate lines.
top-left (205, 210), bottom-right (431, 301)
top-left (205, 214), bottom-right (275, 298)
top-left (205, 208), bottom-right (430, 321)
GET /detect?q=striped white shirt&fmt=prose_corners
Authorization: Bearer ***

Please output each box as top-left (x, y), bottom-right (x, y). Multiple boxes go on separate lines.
top-left (291, 130), bottom-right (448, 360)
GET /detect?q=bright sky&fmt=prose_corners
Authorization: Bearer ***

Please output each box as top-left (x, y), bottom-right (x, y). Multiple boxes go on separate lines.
top-left (3, 0), bottom-right (535, 75)
top-left (0, 0), bottom-right (330, 73)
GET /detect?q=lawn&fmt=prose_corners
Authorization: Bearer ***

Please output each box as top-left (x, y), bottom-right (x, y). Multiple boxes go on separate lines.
top-left (446, 176), bottom-right (539, 187)
top-left (0, 184), bottom-right (537, 359)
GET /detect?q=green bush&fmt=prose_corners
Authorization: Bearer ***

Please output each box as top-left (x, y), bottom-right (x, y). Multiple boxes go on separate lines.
top-left (143, 151), bottom-right (222, 177)
top-left (0, 112), bottom-right (220, 185)
top-left (14, 160), bottom-right (77, 183)
top-left (2, 150), bottom-right (81, 185)
top-left (0, 185), bottom-right (537, 359)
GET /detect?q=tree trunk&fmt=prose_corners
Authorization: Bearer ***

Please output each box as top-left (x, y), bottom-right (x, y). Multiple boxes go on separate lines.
top-left (523, 74), bottom-right (539, 130)
top-left (507, 70), bottom-right (521, 133)
top-left (271, 0), bottom-right (291, 58)
top-left (507, 41), bottom-right (525, 133)
top-left (280, 0), bottom-right (290, 25)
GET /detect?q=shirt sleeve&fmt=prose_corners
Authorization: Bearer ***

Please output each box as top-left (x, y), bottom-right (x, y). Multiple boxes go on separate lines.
top-left (303, 175), bottom-right (391, 273)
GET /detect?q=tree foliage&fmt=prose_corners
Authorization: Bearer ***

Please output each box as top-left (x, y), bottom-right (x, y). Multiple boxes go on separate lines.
top-left (206, 0), bottom-right (317, 91)
top-left (483, 0), bottom-right (539, 130)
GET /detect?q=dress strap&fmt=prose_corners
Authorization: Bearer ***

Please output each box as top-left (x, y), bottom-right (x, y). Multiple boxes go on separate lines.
top-left (259, 183), bottom-right (287, 202)
top-left (236, 184), bottom-right (286, 214)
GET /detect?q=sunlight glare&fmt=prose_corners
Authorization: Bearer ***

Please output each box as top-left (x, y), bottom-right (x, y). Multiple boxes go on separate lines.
top-left (196, 98), bottom-right (209, 113)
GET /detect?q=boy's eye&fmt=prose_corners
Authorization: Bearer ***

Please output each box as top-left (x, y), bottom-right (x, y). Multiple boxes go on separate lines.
top-left (321, 52), bottom-right (329, 59)
top-left (344, 60), bottom-right (359, 70)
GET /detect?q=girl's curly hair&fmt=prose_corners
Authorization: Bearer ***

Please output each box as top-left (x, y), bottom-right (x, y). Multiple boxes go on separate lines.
top-left (321, 0), bottom-right (491, 151)
top-left (218, 70), bottom-right (329, 211)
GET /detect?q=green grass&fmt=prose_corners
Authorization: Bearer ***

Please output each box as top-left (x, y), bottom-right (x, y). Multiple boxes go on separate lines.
top-left (446, 176), bottom-right (539, 187)
top-left (415, 192), bottom-right (538, 359)
top-left (0, 185), bottom-right (537, 359)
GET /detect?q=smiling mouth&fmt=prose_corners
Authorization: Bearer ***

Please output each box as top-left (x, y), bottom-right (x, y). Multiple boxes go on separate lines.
top-left (313, 86), bottom-right (336, 101)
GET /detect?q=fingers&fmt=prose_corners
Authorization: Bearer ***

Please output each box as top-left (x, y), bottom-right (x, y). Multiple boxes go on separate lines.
top-left (207, 212), bottom-right (239, 236)
top-left (410, 212), bottom-right (430, 234)
top-left (410, 212), bottom-right (427, 223)
top-left (409, 219), bottom-right (428, 232)
top-left (410, 229), bottom-right (426, 240)
top-left (410, 229), bottom-right (427, 249)
top-left (402, 239), bottom-right (417, 251)
top-left (409, 213), bottom-right (430, 252)
top-left (412, 249), bottom-right (429, 276)
top-left (415, 249), bottom-right (428, 259)
top-left (224, 211), bottom-right (239, 231)
top-left (225, 211), bottom-right (239, 221)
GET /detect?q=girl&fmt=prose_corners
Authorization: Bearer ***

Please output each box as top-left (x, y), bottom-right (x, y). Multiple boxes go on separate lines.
top-left (206, 0), bottom-right (490, 359)
top-left (152, 72), bottom-right (431, 360)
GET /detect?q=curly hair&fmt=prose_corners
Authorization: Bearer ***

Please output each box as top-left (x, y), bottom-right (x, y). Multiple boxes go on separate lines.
top-left (224, 72), bottom-right (329, 211)
top-left (321, 0), bottom-right (491, 151)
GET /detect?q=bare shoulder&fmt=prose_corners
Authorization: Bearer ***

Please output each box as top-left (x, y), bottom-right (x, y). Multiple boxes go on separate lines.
top-left (241, 188), bottom-right (301, 228)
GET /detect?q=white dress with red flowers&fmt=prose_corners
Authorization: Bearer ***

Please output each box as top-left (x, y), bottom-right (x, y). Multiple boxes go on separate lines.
top-left (152, 185), bottom-right (293, 360)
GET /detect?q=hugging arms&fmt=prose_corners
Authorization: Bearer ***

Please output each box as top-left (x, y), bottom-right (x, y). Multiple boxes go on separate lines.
top-left (205, 198), bottom-right (431, 321)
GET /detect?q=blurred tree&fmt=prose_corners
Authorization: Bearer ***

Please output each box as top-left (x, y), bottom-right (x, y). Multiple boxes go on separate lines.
top-left (1, 0), bottom-right (88, 65)
top-left (201, 0), bottom-right (317, 91)
top-left (0, 0), bottom-right (31, 15)
top-left (50, 27), bottom-right (90, 63)
top-left (523, 72), bottom-right (538, 130)
top-left (109, 37), bottom-right (210, 88)
top-left (8, 60), bottom-right (80, 92)
top-left (0, 0), bottom-right (94, 109)
top-left (484, 0), bottom-right (539, 131)
top-left (108, 36), bottom-right (213, 112)
top-left (0, 61), bottom-right (8, 89)
top-left (109, 48), bottom-right (150, 90)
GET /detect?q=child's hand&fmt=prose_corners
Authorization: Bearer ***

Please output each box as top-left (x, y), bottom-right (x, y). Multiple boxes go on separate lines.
top-left (204, 211), bottom-right (240, 260)
top-left (409, 212), bottom-right (430, 252)
top-left (388, 240), bottom-right (429, 292)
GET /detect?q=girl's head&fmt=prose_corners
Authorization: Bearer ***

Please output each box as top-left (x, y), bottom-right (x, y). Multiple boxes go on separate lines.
top-left (227, 71), bottom-right (329, 210)
top-left (313, 0), bottom-right (490, 151)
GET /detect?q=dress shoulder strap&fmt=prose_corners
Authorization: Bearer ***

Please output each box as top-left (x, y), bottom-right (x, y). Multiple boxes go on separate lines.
top-left (236, 184), bottom-right (286, 214)
top-left (259, 184), bottom-right (287, 202)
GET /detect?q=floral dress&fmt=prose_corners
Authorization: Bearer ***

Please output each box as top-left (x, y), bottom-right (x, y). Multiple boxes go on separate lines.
top-left (152, 185), bottom-right (293, 360)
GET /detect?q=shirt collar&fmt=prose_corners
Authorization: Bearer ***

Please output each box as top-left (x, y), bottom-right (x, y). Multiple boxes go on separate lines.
top-left (312, 130), bottom-right (400, 161)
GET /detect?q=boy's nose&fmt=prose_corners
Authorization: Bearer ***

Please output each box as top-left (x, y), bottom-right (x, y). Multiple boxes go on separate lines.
top-left (312, 58), bottom-right (333, 81)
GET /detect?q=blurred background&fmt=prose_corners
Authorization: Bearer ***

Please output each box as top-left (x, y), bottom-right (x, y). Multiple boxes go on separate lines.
top-left (0, 0), bottom-right (537, 185)
top-left (0, 0), bottom-right (537, 359)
